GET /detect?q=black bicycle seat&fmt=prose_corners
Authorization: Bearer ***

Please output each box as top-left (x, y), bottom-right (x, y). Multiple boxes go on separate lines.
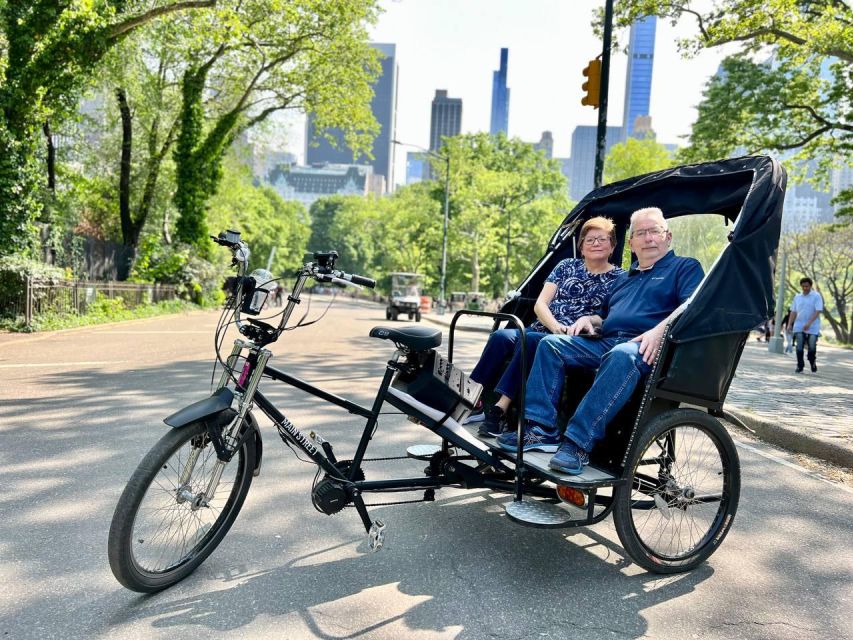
top-left (369, 325), bottom-right (442, 351)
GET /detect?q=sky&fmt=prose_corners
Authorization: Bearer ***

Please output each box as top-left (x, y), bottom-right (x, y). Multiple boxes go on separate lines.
top-left (282, 0), bottom-right (734, 187)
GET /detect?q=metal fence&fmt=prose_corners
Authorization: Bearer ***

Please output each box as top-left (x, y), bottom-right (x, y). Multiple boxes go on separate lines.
top-left (5, 279), bottom-right (179, 327)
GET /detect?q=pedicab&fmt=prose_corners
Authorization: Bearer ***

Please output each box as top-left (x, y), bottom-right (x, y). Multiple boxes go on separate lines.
top-left (108, 155), bottom-right (785, 592)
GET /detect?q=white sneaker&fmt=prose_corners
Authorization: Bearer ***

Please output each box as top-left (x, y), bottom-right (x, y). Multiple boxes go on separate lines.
top-left (463, 401), bottom-right (485, 424)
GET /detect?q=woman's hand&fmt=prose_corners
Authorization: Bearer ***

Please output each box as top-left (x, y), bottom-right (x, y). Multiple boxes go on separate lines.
top-left (567, 316), bottom-right (596, 336)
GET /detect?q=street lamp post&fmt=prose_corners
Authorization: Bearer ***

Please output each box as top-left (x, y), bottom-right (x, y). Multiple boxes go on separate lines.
top-left (392, 139), bottom-right (451, 315)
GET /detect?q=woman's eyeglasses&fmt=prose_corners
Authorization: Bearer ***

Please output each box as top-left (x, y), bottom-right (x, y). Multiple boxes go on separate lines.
top-left (583, 236), bottom-right (610, 246)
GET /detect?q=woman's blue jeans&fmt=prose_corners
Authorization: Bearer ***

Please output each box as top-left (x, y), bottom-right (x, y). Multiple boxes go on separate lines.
top-left (469, 328), bottom-right (548, 400)
top-left (524, 333), bottom-right (652, 452)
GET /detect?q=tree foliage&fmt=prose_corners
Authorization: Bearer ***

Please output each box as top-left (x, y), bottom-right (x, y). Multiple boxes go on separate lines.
top-left (604, 136), bottom-right (674, 184)
top-left (170, 0), bottom-right (381, 250)
top-left (206, 157), bottom-right (311, 275)
top-left (603, 1), bottom-right (853, 217)
top-left (439, 133), bottom-right (568, 295)
top-left (306, 135), bottom-right (569, 300)
top-left (0, 0), bottom-right (218, 255)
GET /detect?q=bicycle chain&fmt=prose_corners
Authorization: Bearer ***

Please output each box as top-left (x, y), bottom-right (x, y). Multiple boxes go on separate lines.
top-left (345, 497), bottom-right (431, 507)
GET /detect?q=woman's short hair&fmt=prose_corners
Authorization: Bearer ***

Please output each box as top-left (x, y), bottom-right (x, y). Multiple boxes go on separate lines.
top-left (579, 216), bottom-right (617, 246)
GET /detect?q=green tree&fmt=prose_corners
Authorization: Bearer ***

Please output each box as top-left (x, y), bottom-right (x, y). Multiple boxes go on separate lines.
top-left (604, 136), bottom-right (674, 184)
top-left (307, 195), bottom-right (381, 278)
top-left (0, 0), bottom-right (217, 255)
top-left (439, 133), bottom-right (568, 294)
top-left (171, 0), bottom-right (380, 250)
top-left (602, 1), bottom-right (853, 217)
top-left (206, 157), bottom-right (310, 275)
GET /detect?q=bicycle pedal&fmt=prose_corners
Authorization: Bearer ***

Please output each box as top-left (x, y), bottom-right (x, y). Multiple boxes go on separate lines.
top-left (368, 519), bottom-right (386, 552)
top-left (406, 444), bottom-right (441, 460)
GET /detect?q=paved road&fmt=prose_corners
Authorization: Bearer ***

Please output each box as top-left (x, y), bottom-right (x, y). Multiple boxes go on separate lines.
top-left (1, 299), bottom-right (851, 639)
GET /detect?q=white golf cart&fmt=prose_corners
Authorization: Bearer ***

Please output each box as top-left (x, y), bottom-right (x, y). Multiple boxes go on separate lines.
top-left (386, 272), bottom-right (423, 322)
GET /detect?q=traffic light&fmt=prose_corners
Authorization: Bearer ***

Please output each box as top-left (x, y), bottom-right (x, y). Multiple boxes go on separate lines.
top-left (581, 59), bottom-right (602, 108)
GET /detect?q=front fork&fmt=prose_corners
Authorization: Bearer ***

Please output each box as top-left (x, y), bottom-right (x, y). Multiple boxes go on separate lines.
top-left (179, 340), bottom-right (270, 507)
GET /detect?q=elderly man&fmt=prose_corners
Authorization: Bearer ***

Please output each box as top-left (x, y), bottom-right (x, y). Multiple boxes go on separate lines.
top-left (497, 207), bottom-right (704, 475)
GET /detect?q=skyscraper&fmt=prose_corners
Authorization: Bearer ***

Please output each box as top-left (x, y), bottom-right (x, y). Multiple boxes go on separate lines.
top-left (428, 90), bottom-right (462, 179)
top-left (429, 90), bottom-right (462, 151)
top-left (568, 125), bottom-right (622, 201)
top-left (490, 48), bottom-right (510, 135)
top-left (305, 43), bottom-right (398, 191)
top-left (534, 131), bottom-right (554, 159)
top-left (622, 17), bottom-right (656, 139)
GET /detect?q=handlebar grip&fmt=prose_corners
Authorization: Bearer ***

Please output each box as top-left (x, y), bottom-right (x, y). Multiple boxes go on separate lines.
top-left (349, 273), bottom-right (376, 288)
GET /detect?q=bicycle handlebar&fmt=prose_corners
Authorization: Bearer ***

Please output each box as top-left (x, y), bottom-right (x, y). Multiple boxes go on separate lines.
top-left (213, 231), bottom-right (376, 345)
top-left (329, 270), bottom-right (376, 289)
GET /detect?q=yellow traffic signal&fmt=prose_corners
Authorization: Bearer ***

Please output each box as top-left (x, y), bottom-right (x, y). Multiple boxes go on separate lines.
top-left (581, 59), bottom-right (602, 108)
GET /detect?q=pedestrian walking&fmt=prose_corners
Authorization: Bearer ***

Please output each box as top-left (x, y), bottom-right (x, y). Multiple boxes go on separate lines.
top-left (789, 277), bottom-right (824, 373)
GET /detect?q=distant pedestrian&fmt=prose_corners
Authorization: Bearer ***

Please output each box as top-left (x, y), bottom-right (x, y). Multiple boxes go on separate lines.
top-left (789, 277), bottom-right (824, 373)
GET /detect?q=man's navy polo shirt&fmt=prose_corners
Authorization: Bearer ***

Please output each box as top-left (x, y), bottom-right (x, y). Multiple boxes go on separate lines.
top-left (600, 250), bottom-right (704, 338)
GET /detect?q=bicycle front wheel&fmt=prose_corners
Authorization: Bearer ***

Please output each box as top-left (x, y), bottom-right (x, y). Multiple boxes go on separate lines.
top-left (108, 419), bottom-right (256, 592)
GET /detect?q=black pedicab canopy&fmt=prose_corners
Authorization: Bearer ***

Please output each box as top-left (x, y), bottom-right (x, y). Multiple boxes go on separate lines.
top-left (504, 155), bottom-right (787, 344)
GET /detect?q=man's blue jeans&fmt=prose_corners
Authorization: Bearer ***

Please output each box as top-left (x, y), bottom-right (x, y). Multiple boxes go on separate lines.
top-left (469, 329), bottom-right (548, 400)
top-left (794, 331), bottom-right (819, 369)
top-left (524, 333), bottom-right (652, 452)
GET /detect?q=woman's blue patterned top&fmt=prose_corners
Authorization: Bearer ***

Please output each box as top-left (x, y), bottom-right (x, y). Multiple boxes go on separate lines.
top-left (528, 258), bottom-right (624, 332)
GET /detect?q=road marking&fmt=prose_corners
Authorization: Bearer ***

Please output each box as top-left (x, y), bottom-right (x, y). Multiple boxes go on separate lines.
top-left (0, 361), bottom-right (125, 368)
top-left (98, 330), bottom-right (210, 334)
top-left (734, 439), bottom-right (853, 493)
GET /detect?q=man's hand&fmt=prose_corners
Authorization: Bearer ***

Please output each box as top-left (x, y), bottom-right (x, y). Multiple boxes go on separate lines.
top-left (631, 323), bottom-right (667, 366)
top-left (803, 322), bottom-right (812, 332)
top-left (567, 316), bottom-right (596, 336)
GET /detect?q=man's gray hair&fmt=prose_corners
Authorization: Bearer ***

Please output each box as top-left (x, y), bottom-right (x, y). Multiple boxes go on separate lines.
top-left (629, 207), bottom-right (668, 233)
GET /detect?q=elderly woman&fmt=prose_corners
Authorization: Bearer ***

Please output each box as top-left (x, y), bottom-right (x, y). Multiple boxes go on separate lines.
top-left (467, 216), bottom-right (624, 437)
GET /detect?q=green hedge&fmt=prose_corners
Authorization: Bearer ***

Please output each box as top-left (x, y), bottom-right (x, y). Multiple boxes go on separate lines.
top-left (0, 255), bottom-right (66, 316)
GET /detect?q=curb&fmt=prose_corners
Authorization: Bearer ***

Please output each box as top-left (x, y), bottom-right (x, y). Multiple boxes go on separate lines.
top-left (725, 406), bottom-right (853, 469)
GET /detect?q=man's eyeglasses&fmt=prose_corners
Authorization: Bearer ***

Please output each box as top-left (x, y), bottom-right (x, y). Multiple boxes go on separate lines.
top-left (582, 236), bottom-right (610, 246)
top-left (630, 226), bottom-right (667, 239)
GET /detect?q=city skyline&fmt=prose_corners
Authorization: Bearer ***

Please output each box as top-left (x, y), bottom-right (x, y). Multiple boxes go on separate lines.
top-left (304, 42), bottom-right (398, 191)
top-left (368, 0), bottom-right (730, 188)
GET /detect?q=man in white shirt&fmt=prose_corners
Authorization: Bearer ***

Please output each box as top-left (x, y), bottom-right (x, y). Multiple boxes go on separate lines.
top-left (788, 277), bottom-right (824, 373)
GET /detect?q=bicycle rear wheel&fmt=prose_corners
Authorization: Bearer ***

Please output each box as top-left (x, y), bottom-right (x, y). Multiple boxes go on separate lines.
top-left (613, 409), bottom-right (740, 573)
top-left (108, 419), bottom-right (256, 592)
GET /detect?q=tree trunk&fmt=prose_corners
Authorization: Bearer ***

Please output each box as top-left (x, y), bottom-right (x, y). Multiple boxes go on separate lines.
top-left (471, 244), bottom-right (480, 293)
top-left (42, 121), bottom-right (55, 191)
top-left (116, 88), bottom-right (136, 280)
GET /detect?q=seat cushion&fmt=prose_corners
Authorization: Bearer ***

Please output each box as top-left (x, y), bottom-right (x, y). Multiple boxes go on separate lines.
top-left (369, 325), bottom-right (442, 351)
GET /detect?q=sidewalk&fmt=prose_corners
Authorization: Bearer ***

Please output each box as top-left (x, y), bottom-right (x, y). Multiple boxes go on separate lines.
top-left (422, 312), bottom-right (853, 469)
top-left (726, 340), bottom-right (852, 468)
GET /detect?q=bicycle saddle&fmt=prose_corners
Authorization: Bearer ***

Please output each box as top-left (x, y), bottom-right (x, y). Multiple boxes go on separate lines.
top-left (369, 325), bottom-right (442, 351)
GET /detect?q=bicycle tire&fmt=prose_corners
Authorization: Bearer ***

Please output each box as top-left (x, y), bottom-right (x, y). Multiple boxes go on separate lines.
top-left (108, 419), bottom-right (256, 592)
top-left (613, 409), bottom-right (740, 573)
